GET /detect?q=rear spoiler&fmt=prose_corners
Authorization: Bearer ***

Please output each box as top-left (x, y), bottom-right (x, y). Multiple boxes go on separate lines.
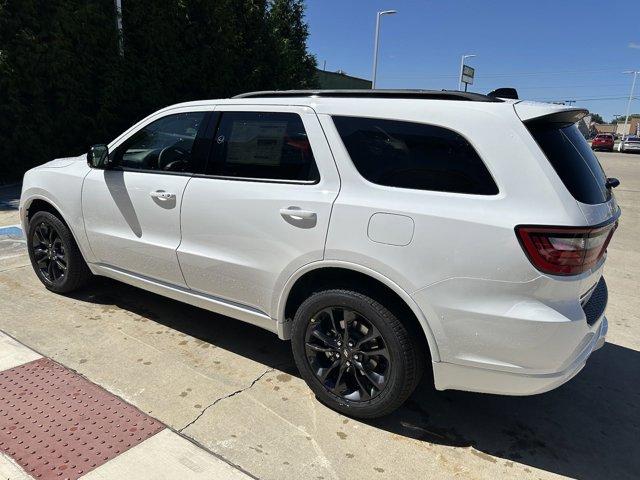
top-left (514, 101), bottom-right (588, 125)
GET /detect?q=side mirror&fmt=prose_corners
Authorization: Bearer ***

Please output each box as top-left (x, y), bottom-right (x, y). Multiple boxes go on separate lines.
top-left (87, 144), bottom-right (111, 169)
top-left (606, 177), bottom-right (620, 189)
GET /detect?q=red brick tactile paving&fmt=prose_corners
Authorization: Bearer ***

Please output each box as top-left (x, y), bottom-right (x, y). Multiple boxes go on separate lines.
top-left (0, 358), bottom-right (164, 479)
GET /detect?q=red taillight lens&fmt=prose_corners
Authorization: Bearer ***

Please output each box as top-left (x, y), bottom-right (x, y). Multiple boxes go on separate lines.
top-left (515, 221), bottom-right (618, 275)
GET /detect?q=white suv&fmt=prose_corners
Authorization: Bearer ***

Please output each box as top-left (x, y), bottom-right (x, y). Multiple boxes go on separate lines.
top-left (20, 90), bottom-right (620, 418)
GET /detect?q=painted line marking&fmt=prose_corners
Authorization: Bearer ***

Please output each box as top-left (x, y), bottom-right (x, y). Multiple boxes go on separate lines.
top-left (0, 226), bottom-right (22, 237)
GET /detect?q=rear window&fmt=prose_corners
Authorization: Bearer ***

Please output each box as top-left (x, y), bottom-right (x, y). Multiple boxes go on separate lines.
top-left (332, 116), bottom-right (498, 195)
top-left (527, 123), bottom-right (610, 204)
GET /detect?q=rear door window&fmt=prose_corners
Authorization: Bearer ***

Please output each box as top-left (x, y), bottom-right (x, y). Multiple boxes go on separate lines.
top-left (206, 112), bottom-right (319, 182)
top-left (332, 116), bottom-right (498, 195)
top-left (526, 123), bottom-right (609, 204)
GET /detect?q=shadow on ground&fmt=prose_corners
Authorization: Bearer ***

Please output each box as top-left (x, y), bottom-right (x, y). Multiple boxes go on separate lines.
top-left (73, 277), bottom-right (640, 480)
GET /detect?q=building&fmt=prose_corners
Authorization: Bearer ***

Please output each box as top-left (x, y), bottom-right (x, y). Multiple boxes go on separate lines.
top-left (593, 123), bottom-right (617, 135)
top-left (615, 118), bottom-right (640, 137)
top-left (316, 69), bottom-right (372, 89)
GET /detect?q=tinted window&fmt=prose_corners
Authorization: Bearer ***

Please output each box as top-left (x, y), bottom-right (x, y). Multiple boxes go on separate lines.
top-left (207, 112), bottom-right (319, 182)
top-left (332, 116), bottom-right (498, 195)
top-left (114, 112), bottom-right (207, 172)
top-left (527, 123), bottom-right (609, 204)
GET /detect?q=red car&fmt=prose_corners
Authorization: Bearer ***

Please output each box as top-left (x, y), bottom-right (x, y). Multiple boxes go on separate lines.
top-left (591, 133), bottom-right (614, 151)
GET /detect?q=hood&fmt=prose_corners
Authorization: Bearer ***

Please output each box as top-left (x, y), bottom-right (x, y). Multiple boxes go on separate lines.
top-left (40, 154), bottom-right (87, 169)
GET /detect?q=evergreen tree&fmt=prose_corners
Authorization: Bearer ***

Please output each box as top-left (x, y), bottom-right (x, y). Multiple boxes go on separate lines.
top-left (267, 0), bottom-right (317, 89)
top-left (0, 0), bottom-right (318, 181)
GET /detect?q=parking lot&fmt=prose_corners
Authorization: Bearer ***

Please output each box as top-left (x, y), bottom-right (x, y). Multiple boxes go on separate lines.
top-left (0, 151), bottom-right (638, 479)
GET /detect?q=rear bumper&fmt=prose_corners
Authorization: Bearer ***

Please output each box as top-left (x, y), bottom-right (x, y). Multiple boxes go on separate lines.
top-left (431, 316), bottom-right (607, 395)
top-left (412, 268), bottom-right (609, 396)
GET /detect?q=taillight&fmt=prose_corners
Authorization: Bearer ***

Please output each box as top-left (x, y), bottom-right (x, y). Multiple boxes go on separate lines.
top-left (515, 221), bottom-right (618, 276)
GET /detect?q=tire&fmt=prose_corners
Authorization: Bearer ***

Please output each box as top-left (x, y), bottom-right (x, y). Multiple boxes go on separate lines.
top-left (291, 289), bottom-right (425, 418)
top-left (27, 211), bottom-right (91, 293)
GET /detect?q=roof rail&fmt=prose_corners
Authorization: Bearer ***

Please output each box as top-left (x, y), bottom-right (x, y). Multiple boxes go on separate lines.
top-left (232, 89), bottom-right (503, 103)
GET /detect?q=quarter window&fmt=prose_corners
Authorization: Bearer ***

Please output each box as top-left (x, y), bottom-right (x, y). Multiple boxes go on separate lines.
top-left (113, 112), bottom-right (207, 173)
top-left (333, 116), bottom-right (498, 195)
top-left (207, 112), bottom-right (319, 182)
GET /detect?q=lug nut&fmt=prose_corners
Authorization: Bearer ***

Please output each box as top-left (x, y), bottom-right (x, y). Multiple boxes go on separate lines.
top-left (348, 341), bottom-right (354, 348)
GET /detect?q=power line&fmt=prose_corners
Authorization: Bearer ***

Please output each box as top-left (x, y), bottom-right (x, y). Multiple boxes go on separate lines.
top-left (379, 67), bottom-right (632, 80)
top-left (531, 96), bottom-right (638, 103)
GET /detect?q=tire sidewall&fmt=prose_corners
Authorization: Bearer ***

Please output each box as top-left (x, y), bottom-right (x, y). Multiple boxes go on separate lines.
top-left (291, 289), bottom-right (413, 418)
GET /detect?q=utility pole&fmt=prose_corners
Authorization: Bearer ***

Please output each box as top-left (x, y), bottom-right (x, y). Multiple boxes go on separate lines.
top-left (371, 10), bottom-right (397, 89)
top-left (115, 0), bottom-right (123, 56)
top-left (622, 71), bottom-right (639, 140)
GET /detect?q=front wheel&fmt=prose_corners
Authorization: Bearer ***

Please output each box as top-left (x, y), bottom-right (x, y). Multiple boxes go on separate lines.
top-left (27, 211), bottom-right (92, 293)
top-left (291, 289), bottom-right (424, 418)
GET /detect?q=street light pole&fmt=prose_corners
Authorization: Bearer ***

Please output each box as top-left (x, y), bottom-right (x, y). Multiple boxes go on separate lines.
top-left (622, 70), bottom-right (639, 139)
top-left (115, 0), bottom-right (123, 56)
top-left (458, 54), bottom-right (476, 91)
top-left (371, 10), bottom-right (397, 89)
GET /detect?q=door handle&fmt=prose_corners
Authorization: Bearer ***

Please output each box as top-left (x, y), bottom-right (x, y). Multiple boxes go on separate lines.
top-left (279, 207), bottom-right (317, 220)
top-left (150, 190), bottom-right (175, 200)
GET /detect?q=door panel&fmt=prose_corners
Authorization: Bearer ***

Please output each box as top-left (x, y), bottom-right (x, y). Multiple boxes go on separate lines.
top-left (178, 106), bottom-right (340, 316)
top-left (82, 108), bottom-right (212, 286)
top-left (82, 170), bottom-right (191, 286)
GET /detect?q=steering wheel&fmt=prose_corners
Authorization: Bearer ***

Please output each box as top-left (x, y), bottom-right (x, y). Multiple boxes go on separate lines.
top-left (158, 146), bottom-right (190, 171)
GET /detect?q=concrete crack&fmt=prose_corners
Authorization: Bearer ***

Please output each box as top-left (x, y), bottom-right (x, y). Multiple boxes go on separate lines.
top-left (179, 368), bottom-right (274, 432)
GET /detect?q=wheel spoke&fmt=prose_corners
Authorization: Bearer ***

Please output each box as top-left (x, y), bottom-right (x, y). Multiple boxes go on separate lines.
top-left (34, 227), bottom-right (46, 245)
top-left (305, 342), bottom-right (335, 353)
top-left (33, 247), bottom-right (47, 260)
top-left (352, 369), bottom-right (372, 400)
top-left (48, 225), bottom-right (56, 244)
top-left (360, 365), bottom-right (386, 389)
top-left (325, 308), bottom-right (341, 336)
top-left (362, 346), bottom-right (390, 361)
top-left (54, 258), bottom-right (67, 271)
top-left (47, 260), bottom-right (55, 280)
top-left (342, 310), bottom-right (356, 345)
top-left (318, 359), bottom-right (341, 383)
top-left (311, 329), bottom-right (337, 348)
top-left (355, 327), bottom-right (382, 349)
top-left (331, 363), bottom-right (348, 393)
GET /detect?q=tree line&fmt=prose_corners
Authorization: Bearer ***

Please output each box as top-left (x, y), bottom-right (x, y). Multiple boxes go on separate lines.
top-left (0, 0), bottom-right (317, 182)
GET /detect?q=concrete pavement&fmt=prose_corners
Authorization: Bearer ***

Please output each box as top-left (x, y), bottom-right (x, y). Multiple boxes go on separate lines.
top-left (0, 151), bottom-right (638, 479)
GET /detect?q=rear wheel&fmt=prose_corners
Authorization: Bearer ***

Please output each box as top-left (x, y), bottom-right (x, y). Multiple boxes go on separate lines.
top-left (291, 289), bottom-right (424, 418)
top-left (27, 211), bottom-right (91, 293)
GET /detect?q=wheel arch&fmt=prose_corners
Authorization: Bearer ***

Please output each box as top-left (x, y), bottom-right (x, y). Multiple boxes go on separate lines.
top-left (22, 195), bottom-right (94, 264)
top-left (277, 261), bottom-right (440, 362)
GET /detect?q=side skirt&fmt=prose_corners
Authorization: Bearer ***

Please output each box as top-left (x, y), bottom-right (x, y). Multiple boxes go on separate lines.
top-left (89, 263), bottom-right (278, 335)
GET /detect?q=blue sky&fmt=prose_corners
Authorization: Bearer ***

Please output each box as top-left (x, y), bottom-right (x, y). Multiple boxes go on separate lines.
top-left (305, 0), bottom-right (640, 121)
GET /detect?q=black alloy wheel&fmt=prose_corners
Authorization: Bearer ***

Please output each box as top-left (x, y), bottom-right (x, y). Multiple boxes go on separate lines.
top-left (27, 211), bottom-right (91, 293)
top-left (31, 220), bottom-right (67, 284)
top-left (304, 306), bottom-right (390, 402)
top-left (291, 289), bottom-right (424, 418)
